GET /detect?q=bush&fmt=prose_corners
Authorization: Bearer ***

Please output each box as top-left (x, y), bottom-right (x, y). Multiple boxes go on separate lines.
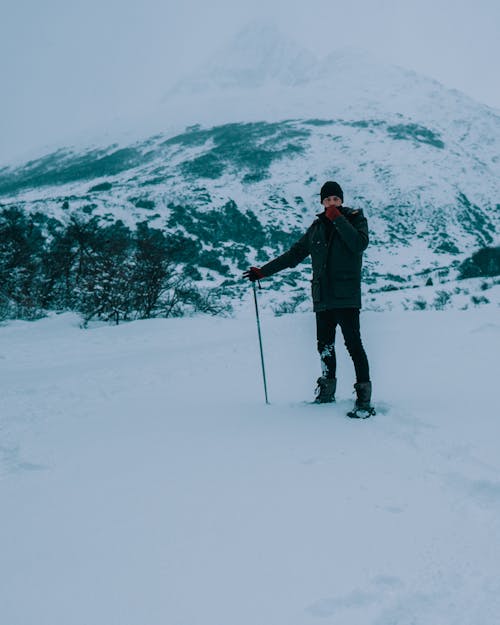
top-left (434, 290), bottom-right (451, 310)
top-left (413, 298), bottom-right (427, 311)
top-left (272, 292), bottom-right (308, 316)
top-left (0, 207), bottom-right (234, 324)
top-left (471, 295), bottom-right (490, 306)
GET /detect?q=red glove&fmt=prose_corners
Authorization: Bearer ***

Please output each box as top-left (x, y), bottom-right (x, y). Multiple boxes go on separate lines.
top-left (243, 266), bottom-right (264, 282)
top-left (325, 206), bottom-right (342, 221)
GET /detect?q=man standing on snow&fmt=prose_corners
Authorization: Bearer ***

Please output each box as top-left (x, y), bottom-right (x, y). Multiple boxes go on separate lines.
top-left (243, 181), bottom-right (375, 418)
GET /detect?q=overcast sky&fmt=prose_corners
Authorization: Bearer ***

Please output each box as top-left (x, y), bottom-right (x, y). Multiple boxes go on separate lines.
top-left (1, 0), bottom-right (499, 166)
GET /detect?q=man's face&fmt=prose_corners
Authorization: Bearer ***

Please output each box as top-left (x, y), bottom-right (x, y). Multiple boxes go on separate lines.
top-left (322, 195), bottom-right (342, 209)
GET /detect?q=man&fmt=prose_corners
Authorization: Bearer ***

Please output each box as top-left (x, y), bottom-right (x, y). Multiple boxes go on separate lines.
top-left (243, 181), bottom-right (375, 418)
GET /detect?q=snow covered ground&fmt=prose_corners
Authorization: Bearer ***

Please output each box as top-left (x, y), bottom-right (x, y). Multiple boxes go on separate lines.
top-left (1, 301), bottom-right (500, 625)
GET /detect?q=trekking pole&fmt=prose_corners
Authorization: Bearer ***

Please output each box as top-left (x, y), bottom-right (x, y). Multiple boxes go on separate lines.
top-left (252, 281), bottom-right (270, 405)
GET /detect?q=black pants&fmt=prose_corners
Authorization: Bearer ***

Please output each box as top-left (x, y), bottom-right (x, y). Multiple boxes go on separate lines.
top-left (316, 308), bottom-right (370, 383)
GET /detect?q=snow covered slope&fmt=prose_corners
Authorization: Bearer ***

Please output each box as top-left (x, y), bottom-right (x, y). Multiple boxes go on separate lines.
top-left (0, 24), bottom-right (499, 308)
top-left (1, 308), bottom-right (500, 624)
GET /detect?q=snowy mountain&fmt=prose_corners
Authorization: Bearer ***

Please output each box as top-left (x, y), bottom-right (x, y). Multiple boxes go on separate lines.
top-left (0, 24), bottom-right (499, 312)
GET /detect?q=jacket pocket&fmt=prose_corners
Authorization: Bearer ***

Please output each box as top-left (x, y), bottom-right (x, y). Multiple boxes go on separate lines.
top-left (311, 278), bottom-right (321, 303)
top-left (333, 275), bottom-right (358, 298)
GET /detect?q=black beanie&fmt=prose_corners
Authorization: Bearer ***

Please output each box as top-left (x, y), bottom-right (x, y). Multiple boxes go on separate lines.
top-left (320, 181), bottom-right (344, 203)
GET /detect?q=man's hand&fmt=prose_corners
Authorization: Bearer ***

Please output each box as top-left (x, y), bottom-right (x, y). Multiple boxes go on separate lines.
top-left (243, 267), bottom-right (264, 282)
top-left (325, 205), bottom-right (342, 221)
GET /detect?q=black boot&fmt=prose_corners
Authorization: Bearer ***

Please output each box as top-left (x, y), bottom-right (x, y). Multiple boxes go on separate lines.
top-left (347, 381), bottom-right (376, 418)
top-left (314, 377), bottom-right (337, 403)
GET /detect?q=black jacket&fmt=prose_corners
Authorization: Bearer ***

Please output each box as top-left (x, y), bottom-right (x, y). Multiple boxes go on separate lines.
top-left (260, 207), bottom-right (369, 311)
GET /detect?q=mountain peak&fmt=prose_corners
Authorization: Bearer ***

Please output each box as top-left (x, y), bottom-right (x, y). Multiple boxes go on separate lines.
top-left (169, 21), bottom-right (317, 95)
